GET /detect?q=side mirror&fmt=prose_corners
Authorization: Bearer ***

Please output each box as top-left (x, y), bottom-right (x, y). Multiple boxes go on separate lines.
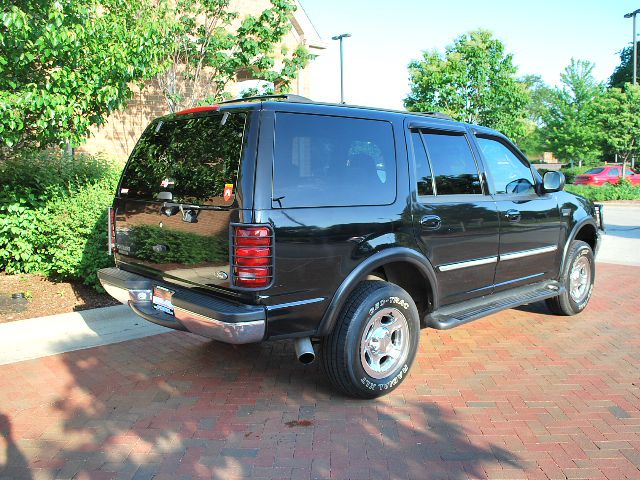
top-left (543, 171), bottom-right (565, 193)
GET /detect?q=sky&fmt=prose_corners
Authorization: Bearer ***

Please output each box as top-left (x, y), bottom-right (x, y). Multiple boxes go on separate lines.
top-left (298, 0), bottom-right (638, 109)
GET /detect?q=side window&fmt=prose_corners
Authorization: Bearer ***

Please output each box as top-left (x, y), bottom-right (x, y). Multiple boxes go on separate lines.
top-left (609, 168), bottom-right (620, 176)
top-left (273, 113), bottom-right (396, 208)
top-left (422, 132), bottom-right (482, 195)
top-left (477, 137), bottom-right (535, 195)
top-left (410, 131), bottom-right (434, 196)
top-left (625, 168), bottom-right (635, 176)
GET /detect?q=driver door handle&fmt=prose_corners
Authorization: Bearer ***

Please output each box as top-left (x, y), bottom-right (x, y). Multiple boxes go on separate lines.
top-left (421, 215), bottom-right (442, 230)
top-left (505, 209), bottom-right (521, 222)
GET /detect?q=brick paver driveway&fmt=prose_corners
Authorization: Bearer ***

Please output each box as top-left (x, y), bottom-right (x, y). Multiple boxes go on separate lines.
top-left (1, 263), bottom-right (639, 480)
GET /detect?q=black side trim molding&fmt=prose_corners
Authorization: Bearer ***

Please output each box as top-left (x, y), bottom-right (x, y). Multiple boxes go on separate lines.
top-left (315, 247), bottom-right (438, 336)
top-left (560, 217), bottom-right (599, 274)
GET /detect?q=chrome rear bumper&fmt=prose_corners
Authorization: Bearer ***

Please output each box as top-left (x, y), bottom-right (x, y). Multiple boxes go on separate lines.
top-left (98, 268), bottom-right (265, 344)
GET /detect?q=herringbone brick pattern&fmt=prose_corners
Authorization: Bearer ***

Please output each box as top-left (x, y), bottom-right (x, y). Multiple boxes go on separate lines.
top-left (0, 263), bottom-right (638, 479)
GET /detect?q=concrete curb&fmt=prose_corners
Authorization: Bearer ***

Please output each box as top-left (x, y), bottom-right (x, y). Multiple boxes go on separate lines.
top-left (0, 304), bottom-right (169, 365)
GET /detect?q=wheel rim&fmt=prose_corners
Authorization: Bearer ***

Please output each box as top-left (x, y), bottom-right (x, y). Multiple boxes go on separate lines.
top-left (569, 255), bottom-right (591, 303)
top-left (360, 307), bottom-right (409, 379)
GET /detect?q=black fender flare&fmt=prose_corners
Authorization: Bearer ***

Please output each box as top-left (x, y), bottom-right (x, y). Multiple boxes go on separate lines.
top-left (559, 217), bottom-right (599, 275)
top-left (315, 247), bottom-right (438, 336)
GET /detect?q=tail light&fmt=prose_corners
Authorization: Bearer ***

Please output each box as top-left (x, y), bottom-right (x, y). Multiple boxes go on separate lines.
top-left (107, 207), bottom-right (116, 255)
top-left (231, 225), bottom-right (273, 288)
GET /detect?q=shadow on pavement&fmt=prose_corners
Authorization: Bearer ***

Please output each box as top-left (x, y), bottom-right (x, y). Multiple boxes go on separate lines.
top-left (0, 413), bottom-right (32, 480)
top-left (602, 224), bottom-right (640, 239)
top-left (36, 334), bottom-right (524, 479)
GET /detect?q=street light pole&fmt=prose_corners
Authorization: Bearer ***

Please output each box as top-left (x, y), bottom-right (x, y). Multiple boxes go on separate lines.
top-left (624, 8), bottom-right (640, 85)
top-left (331, 33), bottom-right (351, 103)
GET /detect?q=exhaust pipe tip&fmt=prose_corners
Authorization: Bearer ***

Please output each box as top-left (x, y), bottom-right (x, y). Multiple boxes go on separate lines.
top-left (294, 337), bottom-right (315, 364)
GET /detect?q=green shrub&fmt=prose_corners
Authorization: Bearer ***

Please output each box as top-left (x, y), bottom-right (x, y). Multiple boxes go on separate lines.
top-left (565, 178), bottom-right (640, 201)
top-left (0, 151), bottom-right (123, 288)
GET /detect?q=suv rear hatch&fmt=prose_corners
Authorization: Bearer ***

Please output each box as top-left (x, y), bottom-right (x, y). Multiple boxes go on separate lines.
top-left (113, 108), bottom-right (255, 293)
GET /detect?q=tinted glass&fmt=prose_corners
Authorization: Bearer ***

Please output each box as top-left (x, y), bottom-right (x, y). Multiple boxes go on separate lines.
top-left (609, 168), bottom-right (621, 176)
top-left (625, 169), bottom-right (636, 175)
top-left (273, 113), bottom-right (396, 207)
top-left (122, 113), bottom-right (246, 205)
top-left (423, 132), bottom-right (481, 195)
top-left (411, 131), bottom-right (434, 196)
top-left (585, 168), bottom-right (604, 174)
top-left (477, 137), bottom-right (535, 195)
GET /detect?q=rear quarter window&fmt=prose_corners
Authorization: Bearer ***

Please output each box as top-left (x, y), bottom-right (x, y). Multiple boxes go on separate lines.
top-left (272, 113), bottom-right (396, 208)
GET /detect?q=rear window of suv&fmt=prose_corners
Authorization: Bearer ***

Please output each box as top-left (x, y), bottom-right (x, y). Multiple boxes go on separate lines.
top-left (272, 113), bottom-right (396, 208)
top-left (120, 112), bottom-right (246, 205)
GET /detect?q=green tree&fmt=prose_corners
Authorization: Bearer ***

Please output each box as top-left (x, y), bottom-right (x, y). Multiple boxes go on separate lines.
top-left (595, 83), bottom-right (640, 165)
top-left (0, 0), bottom-right (169, 151)
top-left (609, 43), bottom-right (639, 88)
top-left (518, 74), bottom-right (554, 159)
top-left (542, 59), bottom-right (603, 166)
top-left (156, 0), bottom-right (312, 112)
top-left (521, 74), bottom-right (553, 126)
top-left (404, 29), bottom-right (530, 140)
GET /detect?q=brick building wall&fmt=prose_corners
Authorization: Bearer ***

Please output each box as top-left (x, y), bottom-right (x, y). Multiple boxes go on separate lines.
top-left (78, 0), bottom-right (324, 160)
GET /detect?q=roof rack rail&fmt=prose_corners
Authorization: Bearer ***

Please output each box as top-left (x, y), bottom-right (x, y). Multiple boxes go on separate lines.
top-left (219, 94), bottom-right (314, 105)
top-left (423, 111), bottom-right (454, 120)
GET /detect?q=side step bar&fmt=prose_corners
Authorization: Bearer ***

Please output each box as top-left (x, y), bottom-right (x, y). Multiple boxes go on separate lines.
top-left (425, 280), bottom-right (563, 330)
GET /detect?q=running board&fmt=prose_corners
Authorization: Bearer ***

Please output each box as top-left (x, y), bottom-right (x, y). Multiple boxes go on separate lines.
top-left (425, 280), bottom-right (563, 330)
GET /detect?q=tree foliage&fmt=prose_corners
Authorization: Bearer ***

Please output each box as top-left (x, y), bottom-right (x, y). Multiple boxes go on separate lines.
top-left (594, 83), bottom-right (640, 163)
top-left (0, 0), bottom-right (312, 152)
top-left (0, 0), bottom-right (169, 151)
top-left (516, 74), bottom-right (554, 158)
top-left (156, 0), bottom-right (312, 112)
top-left (404, 30), bottom-right (529, 140)
top-left (609, 42), bottom-right (639, 88)
top-left (541, 59), bottom-right (603, 165)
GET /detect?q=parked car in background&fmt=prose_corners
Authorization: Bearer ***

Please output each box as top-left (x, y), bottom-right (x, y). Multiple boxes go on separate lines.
top-left (573, 166), bottom-right (640, 186)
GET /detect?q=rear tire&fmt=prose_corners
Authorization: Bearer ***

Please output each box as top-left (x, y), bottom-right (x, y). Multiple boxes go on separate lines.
top-left (546, 240), bottom-right (594, 316)
top-left (321, 281), bottom-right (420, 398)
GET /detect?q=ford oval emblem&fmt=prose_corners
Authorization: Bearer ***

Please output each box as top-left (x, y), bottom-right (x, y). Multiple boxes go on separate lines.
top-left (215, 271), bottom-right (228, 280)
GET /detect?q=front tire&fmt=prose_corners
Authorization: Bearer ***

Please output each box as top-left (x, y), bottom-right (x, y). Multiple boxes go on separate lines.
top-left (321, 281), bottom-right (420, 398)
top-left (546, 240), bottom-right (595, 315)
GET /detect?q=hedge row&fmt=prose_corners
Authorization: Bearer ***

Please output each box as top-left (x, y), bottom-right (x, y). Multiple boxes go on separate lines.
top-left (565, 180), bottom-right (640, 201)
top-left (0, 151), bottom-right (123, 289)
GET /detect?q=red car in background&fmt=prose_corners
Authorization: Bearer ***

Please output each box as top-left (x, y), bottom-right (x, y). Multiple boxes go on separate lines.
top-left (573, 165), bottom-right (640, 186)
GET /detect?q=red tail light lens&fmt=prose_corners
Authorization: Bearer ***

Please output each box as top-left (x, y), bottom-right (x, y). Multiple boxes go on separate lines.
top-left (235, 227), bottom-right (271, 246)
top-left (232, 226), bottom-right (273, 288)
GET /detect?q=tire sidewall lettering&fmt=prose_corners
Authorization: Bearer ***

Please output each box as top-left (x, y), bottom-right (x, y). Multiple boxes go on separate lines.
top-left (355, 289), bottom-right (416, 394)
top-left (367, 295), bottom-right (410, 317)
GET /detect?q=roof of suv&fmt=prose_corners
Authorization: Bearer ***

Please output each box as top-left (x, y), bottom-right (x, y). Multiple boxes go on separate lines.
top-left (172, 94), bottom-right (506, 139)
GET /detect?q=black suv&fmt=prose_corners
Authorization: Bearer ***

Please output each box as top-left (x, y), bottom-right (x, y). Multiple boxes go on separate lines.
top-left (99, 95), bottom-right (604, 398)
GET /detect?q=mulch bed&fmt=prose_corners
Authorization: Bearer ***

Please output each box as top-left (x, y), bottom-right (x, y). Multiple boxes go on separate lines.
top-left (0, 273), bottom-right (119, 323)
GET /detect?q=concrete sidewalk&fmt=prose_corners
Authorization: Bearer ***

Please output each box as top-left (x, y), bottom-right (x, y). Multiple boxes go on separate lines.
top-left (0, 305), bottom-right (169, 365)
top-left (596, 205), bottom-right (640, 266)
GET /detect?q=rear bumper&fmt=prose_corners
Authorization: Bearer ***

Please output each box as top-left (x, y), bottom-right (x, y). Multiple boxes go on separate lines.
top-left (98, 268), bottom-right (265, 344)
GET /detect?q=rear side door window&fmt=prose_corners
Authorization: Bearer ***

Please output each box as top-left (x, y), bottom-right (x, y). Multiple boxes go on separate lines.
top-left (419, 131), bottom-right (482, 195)
top-left (477, 137), bottom-right (535, 195)
top-left (272, 113), bottom-right (396, 208)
